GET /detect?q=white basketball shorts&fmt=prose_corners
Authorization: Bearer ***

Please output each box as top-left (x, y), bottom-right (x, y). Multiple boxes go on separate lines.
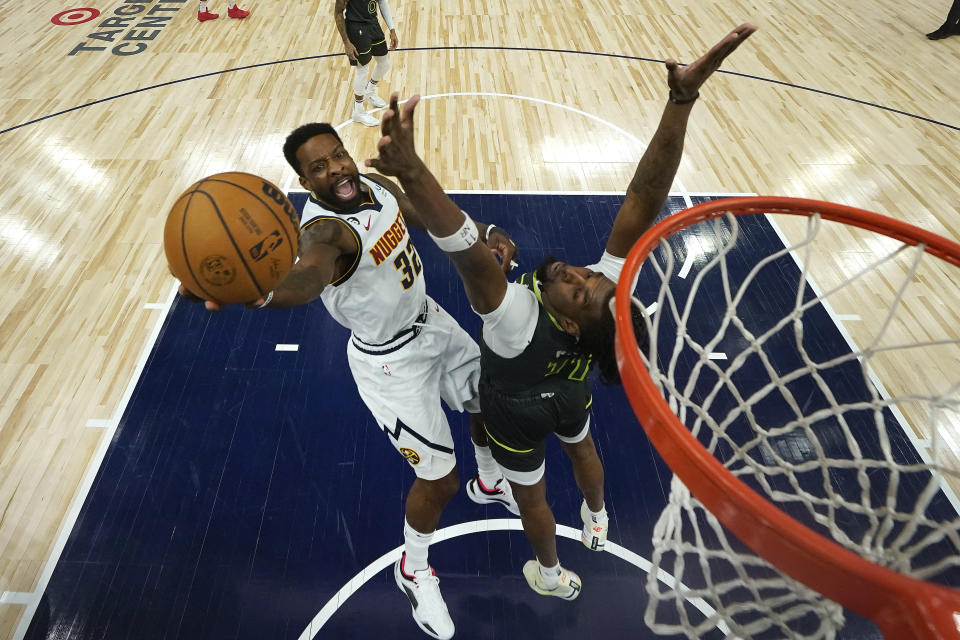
top-left (346, 296), bottom-right (481, 480)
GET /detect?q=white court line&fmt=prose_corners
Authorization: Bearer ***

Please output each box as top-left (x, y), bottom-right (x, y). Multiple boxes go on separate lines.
top-left (834, 314), bottom-right (862, 321)
top-left (275, 344), bottom-right (299, 352)
top-left (763, 214), bottom-right (960, 517)
top-left (707, 353), bottom-right (728, 360)
top-left (296, 520), bottom-right (730, 640)
top-left (678, 237), bottom-right (700, 279)
top-left (318, 92), bottom-right (695, 206)
top-left (13, 283), bottom-right (181, 640)
top-left (1, 592), bottom-right (32, 605)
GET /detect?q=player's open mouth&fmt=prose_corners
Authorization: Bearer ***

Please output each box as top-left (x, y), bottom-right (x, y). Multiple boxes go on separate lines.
top-left (333, 177), bottom-right (357, 201)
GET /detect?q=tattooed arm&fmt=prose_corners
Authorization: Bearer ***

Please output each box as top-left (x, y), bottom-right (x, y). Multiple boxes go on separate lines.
top-left (264, 218), bottom-right (359, 308)
top-left (335, 0), bottom-right (358, 61)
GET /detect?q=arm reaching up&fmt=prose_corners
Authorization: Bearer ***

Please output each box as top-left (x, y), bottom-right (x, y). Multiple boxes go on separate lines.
top-left (366, 94), bottom-right (509, 314)
top-left (605, 22), bottom-right (757, 258)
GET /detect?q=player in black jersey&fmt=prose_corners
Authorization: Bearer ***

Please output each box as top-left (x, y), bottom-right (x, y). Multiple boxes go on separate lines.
top-left (335, 0), bottom-right (400, 126)
top-left (367, 23), bottom-right (757, 600)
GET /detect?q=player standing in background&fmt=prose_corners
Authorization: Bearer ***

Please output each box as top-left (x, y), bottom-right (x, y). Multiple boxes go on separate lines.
top-left (197, 0), bottom-right (248, 21)
top-left (336, 0), bottom-right (399, 126)
top-left (366, 23), bottom-right (757, 601)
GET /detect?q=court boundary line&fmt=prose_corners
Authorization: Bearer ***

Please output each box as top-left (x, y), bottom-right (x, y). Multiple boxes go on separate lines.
top-left (296, 520), bottom-right (732, 640)
top-left (12, 283), bottom-right (181, 640)
top-left (764, 214), bottom-right (960, 516)
top-left (2, 47), bottom-right (957, 137)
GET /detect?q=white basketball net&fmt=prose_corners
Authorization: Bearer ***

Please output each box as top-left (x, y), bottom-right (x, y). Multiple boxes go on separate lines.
top-left (635, 210), bottom-right (960, 639)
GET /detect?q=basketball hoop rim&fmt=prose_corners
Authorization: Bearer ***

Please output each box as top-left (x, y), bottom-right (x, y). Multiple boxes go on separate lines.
top-left (614, 196), bottom-right (960, 639)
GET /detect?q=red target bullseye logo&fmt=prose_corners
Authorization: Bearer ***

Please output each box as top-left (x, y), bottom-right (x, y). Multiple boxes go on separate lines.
top-left (51, 7), bottom-right (100, 25)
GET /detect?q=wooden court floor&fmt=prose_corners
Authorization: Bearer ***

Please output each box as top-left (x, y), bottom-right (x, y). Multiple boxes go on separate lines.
top-left (1, 0), bottom-right (959, 637)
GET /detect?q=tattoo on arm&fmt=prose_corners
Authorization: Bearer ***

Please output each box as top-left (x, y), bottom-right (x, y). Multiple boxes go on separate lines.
top-left (268, 220), bottom-right (352, 307)
top-left (275, 264), bottom-right (333, 301)
top-left (334, 0), bottom-right (348, 38)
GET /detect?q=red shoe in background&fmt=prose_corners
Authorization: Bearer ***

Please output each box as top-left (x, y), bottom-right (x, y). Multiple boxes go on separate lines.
top-left (227, 5), bottom-right (249, 18)
top-left (197, 9), bottom-right (218, 20)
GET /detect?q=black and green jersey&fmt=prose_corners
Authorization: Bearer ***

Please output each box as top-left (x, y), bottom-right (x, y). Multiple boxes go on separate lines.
top-left (344, 0), bottom-right (380, 25)
top-left (479, 271), bottom-right (593, 395)
top-left (478, 271), bottom-right (594, 471)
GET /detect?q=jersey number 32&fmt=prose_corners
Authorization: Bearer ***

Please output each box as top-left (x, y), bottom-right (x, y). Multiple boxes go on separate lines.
top-left (393, 238), bottom-right (422, 289)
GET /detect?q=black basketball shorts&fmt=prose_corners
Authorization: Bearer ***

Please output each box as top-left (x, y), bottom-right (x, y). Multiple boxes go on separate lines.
top-left (346, 20), bottom-right (388, 66)
top-left (479, 380), bottom-right (591, 478)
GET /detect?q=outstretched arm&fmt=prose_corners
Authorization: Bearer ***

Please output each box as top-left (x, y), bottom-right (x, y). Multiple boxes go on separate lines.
top-left (177, 220), bottom-right (357, 311)
top-left (367, 171), bottom-right (517, 273)
top-left (605, 23), bottom-right (757, 258)
top-left (366, 95), bottom-right (508, 314)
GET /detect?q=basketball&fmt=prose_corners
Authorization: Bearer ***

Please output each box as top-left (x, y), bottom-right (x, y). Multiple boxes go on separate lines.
top-left (164, 172), bottom-right (300, 305)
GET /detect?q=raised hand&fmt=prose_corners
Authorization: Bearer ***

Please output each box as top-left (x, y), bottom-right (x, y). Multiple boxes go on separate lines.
top-left (666, 23), bottom-right (757, 103)
top-left (365, 93), bottom-right (425, 182)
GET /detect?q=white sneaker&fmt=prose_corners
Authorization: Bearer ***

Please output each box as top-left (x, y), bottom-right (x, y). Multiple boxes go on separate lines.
top-left (522, 560), bottom-right (582, 600)
top-left (580, 500), bottom-right (608, 551)
top-left (351, 106), bottom-right (379, 127)
top-left (466, 474), bottom-right (520, 516)
top-left (394, 553), bottom-right (455, 640)
top-left (365, 90), bottom-right (387, 108)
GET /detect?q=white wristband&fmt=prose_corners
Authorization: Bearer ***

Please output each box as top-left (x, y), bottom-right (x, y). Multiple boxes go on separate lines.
top-left (256, 290), bottom-right (274, 309)
top-left (377, 0), bottom-right (395, 30)
top-left (428, 211), bottom-right (479, 252)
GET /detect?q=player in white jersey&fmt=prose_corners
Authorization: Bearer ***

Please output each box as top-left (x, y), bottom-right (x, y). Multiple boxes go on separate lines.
top-left (365, 24), bottom-right (756, 602)
top-left (178, 123), bottom-right (519, 640)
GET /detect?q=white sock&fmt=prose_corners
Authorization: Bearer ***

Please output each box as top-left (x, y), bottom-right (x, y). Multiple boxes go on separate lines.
top-left (403, 519), bottom-right (433, 574)
top-left (538, 560), bottom-right (561, 587)
top-left (587, 502), bottom-right (608, 523)
top-left (199, 1), bottom-right (207, 11)
top-left (473, 443), bottom-right (500, 487)
top-left (353, 98), bottom-right (365, 112)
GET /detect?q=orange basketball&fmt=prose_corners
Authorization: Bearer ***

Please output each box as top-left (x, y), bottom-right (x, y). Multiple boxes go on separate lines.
top-left (164, 172), bottom-right (300, 305)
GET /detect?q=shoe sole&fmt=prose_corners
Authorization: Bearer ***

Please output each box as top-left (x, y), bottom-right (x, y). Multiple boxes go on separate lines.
top-left (466, 479), bottom-right (520, 516)
top-left (393, 560), bottom-right (452, 640)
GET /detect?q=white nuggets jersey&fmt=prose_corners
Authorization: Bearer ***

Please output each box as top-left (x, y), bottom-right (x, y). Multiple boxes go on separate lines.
top-left (300, 175), bottom-right (426, 344)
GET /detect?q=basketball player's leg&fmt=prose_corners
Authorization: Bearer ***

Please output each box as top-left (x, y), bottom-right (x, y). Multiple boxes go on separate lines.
top-left (493, 447), bottom-right (582, 600)
top-left (345, 23), bottom-right (379, 126)
top-left (429, 299), bottom-right (517, 514)
top-left (364, 53), bottom-right (391, 108)
top-left (347, 341), bottom-right (457, 638)
top-left (196, 0), bottom-right (247, 20)
top-left (509, 475), bottom-right (557, 563)
top-left (482, 403), bottom-right (582, 599)
top-left (558, 420), bottom-right (609, 551)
